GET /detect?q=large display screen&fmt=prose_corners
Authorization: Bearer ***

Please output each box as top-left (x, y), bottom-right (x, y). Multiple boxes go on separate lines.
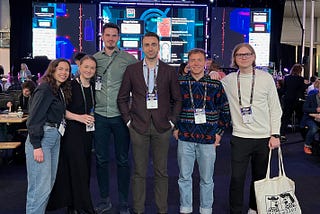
top-left (211, 7), bottom-right (271, 67)
top-left (32, 2), bottom-right (97, 61)
top-left (100, 2), bottom-right (207, 66)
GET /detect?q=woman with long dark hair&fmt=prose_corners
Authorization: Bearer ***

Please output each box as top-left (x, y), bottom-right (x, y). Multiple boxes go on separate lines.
top-left (25, 58), bottom-right (72, 214)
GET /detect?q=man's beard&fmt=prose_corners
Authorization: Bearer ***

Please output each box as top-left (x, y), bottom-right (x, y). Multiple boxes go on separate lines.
top-left (106, 45), bottom-right (115, 50)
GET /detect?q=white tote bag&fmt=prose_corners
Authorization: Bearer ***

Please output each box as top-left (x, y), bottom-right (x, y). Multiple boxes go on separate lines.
top-left (254, 147), bottom-right (302, 214)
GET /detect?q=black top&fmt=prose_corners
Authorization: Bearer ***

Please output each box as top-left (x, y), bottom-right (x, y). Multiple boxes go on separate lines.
top-left (283, 75), bottom-right (305, 101)
top-left (67, 79), bottom-right (94, 115)
top-left (26, 82), bottom-right (66, 149)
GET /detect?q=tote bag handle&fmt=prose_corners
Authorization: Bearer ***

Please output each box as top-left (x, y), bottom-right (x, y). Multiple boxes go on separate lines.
top-left (265, 146), bottom-right (286, 179)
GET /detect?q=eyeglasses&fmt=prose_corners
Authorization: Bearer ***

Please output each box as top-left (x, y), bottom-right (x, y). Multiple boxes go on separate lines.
top-left (235, 53), bottom-right (253, 58)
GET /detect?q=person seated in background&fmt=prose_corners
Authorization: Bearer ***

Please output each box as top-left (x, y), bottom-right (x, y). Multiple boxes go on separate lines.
top-left (73, 52), bottom-right (87, 78)
top-left (7, 76), bottom-right (22, 91)
top-left (307, 76), bottom-right (319, 95)
top-left (3, 75), bottom-right (11, 91)
top-left (19, 63), bottom-right (32, 82)
top-left (300, 79), bottom-right (320, 155)
top-left (7, 80), bottom-right (36, 113)
top-left (208, 61), bottom-right (226, 79)
top-left (1, 80), bottom-right (36, 161)
top-left (178, 62), bottom-right (190, 76)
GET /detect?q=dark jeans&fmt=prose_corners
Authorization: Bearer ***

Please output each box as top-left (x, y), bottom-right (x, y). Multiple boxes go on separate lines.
top-left (304, 119), bottom-right (320, 147)
top-left (229, 136), bottom-right (269, 214)
top-left (129, 121), bottom-right (171, 213)
top-left (94, 114), bottom-right (130, 205)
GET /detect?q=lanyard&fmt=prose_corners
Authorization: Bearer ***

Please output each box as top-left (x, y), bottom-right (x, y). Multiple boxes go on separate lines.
top-left (147, 67), bottom-right (157, 93)
top-left (237, 68), bottom-right (255, 107)
top-left (59, 88), bottom-right (66, 117)
top-left (59, 88), bottom-right (66, 108)
top-left (78, 78), bottom-right (94, 113)
top-left (188, 79), bottom-right (207, 110)
top-left (103, 53), bottom-right (118, 75)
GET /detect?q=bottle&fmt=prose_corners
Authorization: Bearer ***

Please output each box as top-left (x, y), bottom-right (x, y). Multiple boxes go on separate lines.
top-left (278, 70), bottom-right (283, 80)
top-left (273, 69), bottom-right (277, 80)
top-left (17, 106), bottom-right (23, 118)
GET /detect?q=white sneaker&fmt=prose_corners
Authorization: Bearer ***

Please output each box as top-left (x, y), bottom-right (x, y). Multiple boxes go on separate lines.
top-left (247, 208), bottom-right (257, 214)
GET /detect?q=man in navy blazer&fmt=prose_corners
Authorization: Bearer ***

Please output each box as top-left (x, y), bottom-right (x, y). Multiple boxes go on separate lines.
top-left (117, 32), bottom-right (182, 214)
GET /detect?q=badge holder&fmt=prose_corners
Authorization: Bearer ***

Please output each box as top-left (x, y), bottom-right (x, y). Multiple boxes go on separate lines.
top-left (146, 93), bottom-right (158, 109)
top-left (194, 108), bottom-right (206, 124)
top-left (58, 118), bottom-right (66, 136)
top-left (240, 106), bottom-right (253, 124)
top-left (95, 75), bottom-right (102, 90)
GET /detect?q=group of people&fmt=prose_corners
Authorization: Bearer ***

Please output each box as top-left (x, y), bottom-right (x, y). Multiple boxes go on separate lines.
top-left (0, 63), bottom-right (33, 93)
top-left (276, 63), bottom-right (320, 155)
top-left (0, 78), bottom-right (36, 150)
top-left (24, 22), bottom-right (283, 214)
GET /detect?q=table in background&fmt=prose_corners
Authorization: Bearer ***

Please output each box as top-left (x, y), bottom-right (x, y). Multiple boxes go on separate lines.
top-left (0, 115), bottom-right (28, 164)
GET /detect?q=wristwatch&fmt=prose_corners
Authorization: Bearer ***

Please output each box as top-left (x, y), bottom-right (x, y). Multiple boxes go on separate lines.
top-left (271, 134), bottom-right (280, 138)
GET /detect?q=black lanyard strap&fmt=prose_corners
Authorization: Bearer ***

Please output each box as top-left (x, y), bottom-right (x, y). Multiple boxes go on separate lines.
top-left (237, 68), bottom-right (255, 107)
top-left (59, 88), bottom-right (66, 117)
top-left (59, 88), bottom-right (66, 109)
top-left (103, 53), bottom-right (118, 75)
top-left (78, 78), bottom-right (94, 113)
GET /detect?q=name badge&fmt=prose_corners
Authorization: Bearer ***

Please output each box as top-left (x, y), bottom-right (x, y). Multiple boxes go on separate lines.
top-left (240, 106), bottom-right (253, 124)
top-left (194, 108), bottom-right (206, 124)
top-left (86, 123), bottom-right (95, 132)
top-left (95, 75), bottom-right (102, 91)
top-left (58, 118), bottom-right (66, 136)
top-left (146, 93), bottom-right (158, 109)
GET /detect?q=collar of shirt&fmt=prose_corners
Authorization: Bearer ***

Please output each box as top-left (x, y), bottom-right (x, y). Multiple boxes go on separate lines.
top-left (143, 59), bottom-right (159, 84)
top-left (102, 47), bottom-right (120, 56)
top-left (187, 73), bottom-right (209, 82)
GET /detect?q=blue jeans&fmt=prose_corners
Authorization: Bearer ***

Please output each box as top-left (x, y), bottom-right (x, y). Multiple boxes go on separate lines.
top-left (177, 140), bottom-right (216, 214)
top-left (94, 114), bottom-right (130, 205)
top-left (305, 119), bottom-right (319, 147)
top-left (25, 125), bottom-right (60, 214)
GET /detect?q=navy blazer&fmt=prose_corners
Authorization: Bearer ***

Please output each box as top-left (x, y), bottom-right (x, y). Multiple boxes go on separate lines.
top-left (300, 93), bottom-right (319, 127)
top-left (117, 60), bottom-right (182, 134)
